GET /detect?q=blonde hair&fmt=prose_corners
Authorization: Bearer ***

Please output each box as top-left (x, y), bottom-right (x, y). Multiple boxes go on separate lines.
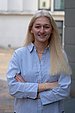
top-left (24, 10), bottom-right (72, 75)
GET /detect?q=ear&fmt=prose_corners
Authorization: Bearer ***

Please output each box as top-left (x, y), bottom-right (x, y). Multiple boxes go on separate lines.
top-left (31, 30), bottom-right (33, 33)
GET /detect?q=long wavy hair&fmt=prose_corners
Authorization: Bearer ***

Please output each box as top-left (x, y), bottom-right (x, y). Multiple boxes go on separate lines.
top-left (24, 10), bottom-right (72, 75)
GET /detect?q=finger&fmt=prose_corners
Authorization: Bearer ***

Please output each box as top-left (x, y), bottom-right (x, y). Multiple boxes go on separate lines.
top-left (17, 77), bottom-right (24, 82)
top-left (15, 76), bottom-right (25, 82)
top-left (15, 76), bottom-right (22, 82)
top-left (17, 76), bottom-right (25, 82)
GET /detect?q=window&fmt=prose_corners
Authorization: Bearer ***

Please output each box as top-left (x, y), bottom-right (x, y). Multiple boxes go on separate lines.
top-left (42, 2), bottom-right (46, 7)
top-left (56, 21), bottom-right (63, 44)
top-left (8, 0), bottom-right (23, 11)
top-left (54, 0), bottom-right (64, 11)
top-left (0, 0), bottom-right (8, 11)
top-left (38, 0), bottom-right (51, 10)
top-left (23, 0), bottom-right (37, 11)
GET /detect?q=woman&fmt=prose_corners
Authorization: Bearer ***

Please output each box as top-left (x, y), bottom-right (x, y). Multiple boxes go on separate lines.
top-left (7, 10), bottom-right (72, 113)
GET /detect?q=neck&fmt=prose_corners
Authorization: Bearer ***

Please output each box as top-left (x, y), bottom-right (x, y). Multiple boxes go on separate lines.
top-left (34, 41), bottom-right (49, 54)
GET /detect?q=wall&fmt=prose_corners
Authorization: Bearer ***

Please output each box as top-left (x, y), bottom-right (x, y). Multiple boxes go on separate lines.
top-left (0, 14), bottom-right (33, 48)
top-left (64, 0), bottom-right (75, 113)
top-left (0, 0), bottom-right (37, 48)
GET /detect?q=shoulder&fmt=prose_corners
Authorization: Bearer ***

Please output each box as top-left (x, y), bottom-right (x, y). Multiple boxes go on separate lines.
top-left (12, 43), bottom-right (34, 57)
top-left (15, 46), bottom-right (27, 54)
top-left (11, 46), bottom-right (28, 59)
top-left (14, 43), bottom-right (33, 54)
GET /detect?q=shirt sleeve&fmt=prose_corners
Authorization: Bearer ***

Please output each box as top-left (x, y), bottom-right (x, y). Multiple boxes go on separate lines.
top-left (7, 50), bottom-right (38, 99)
top-left (40, 74), bottom-right (71, 105)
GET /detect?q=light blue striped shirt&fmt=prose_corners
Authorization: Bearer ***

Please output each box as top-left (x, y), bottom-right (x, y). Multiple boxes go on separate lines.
top-left (7, 43), bottom-right (71, 113)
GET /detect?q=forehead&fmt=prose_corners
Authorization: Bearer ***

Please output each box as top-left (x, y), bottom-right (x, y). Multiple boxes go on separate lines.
top-left (33, 16), bottom-right (50, 25)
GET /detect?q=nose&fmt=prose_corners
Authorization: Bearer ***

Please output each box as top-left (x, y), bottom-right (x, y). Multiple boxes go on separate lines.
top-left (40, 26), bottom-right (44, 33)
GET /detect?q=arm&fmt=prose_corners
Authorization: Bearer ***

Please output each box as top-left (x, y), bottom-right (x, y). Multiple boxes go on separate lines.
top-left (38, 82), bottom-right (58, 92)
top-left (15, 74), bottom-right (58, 100)
top-left (15, 74), bottom-right (58, 92)
top-left (15, 71), bottom-right (71, 105)
top-left (7, 50), bottom-right (38, 99)
top-left (39, 74), bottom-right (71, 105)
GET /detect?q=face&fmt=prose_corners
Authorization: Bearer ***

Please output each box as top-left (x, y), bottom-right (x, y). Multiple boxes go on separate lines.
top-left (31, 16), bottom-right (52, 43)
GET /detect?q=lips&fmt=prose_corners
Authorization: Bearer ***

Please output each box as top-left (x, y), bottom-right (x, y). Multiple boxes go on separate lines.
top-left (38, 33), bottom-right (47, 36)
top-left (38, 34), bottom-right (49, 38)
top-left (38, 35), bottom-right (46, 39)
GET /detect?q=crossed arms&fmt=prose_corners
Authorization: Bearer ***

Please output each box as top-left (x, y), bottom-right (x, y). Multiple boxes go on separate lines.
top-left (15, 74), bottom-right (58, 93)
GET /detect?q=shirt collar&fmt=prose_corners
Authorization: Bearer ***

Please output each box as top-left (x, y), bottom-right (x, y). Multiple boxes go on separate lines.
top-left (27, 43), bottom-right (34, 53)
top-left (27, 42), bottom-right (50, 53)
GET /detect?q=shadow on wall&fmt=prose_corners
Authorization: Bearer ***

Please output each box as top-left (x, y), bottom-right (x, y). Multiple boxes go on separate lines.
top-left (0, 79), bottom-right (14, 113)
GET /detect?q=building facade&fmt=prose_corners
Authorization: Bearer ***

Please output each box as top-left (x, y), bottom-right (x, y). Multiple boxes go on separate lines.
top-left (64, 0), bottom-right (75, 113)
top-left (0, 0), bottom-right (64, 48)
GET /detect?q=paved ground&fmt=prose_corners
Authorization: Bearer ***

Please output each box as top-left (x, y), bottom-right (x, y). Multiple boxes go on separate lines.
top-left (0, 79), bottom-right (14, 113)
top-left (0, 48), bottom-right (14, 80)
top-left (0, 48), bottom-right (14, 113)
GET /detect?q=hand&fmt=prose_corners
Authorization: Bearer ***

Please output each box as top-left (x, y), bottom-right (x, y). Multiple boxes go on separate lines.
top-left (15, 74), bottom-right (26, 82)
top-left (38, 82), bottom-right (58, 92)
top-left (46, 82), bottom-right (58, 89)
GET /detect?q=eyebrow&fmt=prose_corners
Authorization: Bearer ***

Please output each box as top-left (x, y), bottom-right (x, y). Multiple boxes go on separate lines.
top-left (34, 23), bottom-right (51, 26)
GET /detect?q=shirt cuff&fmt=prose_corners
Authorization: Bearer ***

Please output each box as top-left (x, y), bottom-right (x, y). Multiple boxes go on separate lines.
top-left (40, 90), bottom-right (58, 105)
top-left (23, 83), bottom-right (38, 99)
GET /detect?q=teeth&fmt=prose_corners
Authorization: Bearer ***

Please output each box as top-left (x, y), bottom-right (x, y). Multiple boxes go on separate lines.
top-left (38, 35), bottom-right (46, 36)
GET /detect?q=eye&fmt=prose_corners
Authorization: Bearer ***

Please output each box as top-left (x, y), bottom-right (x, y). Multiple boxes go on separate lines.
top-left (35, 25), bottom-right (41, 29)
top-left (43, 25), bottom-right (51, 29)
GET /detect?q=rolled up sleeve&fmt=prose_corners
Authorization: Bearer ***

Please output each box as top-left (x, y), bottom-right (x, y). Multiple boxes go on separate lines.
top-left (40, 74), bottom-right (71, 105)
top-left (7, 50), bottom-right (38, 99)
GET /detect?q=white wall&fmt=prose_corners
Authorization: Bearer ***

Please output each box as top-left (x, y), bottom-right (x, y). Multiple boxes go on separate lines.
top-left (8, 0), bottom-right (23, 11)
top-left (0, 0), bottom-right (38, 48)
top-left (0, 0), bottom-right (8, 11)
top-left (0, 0), bottom-right (38, 11)
top-left (23, 0), bottom-right (38, 11)
top-left (0, 14), bottom-right (32, 48)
